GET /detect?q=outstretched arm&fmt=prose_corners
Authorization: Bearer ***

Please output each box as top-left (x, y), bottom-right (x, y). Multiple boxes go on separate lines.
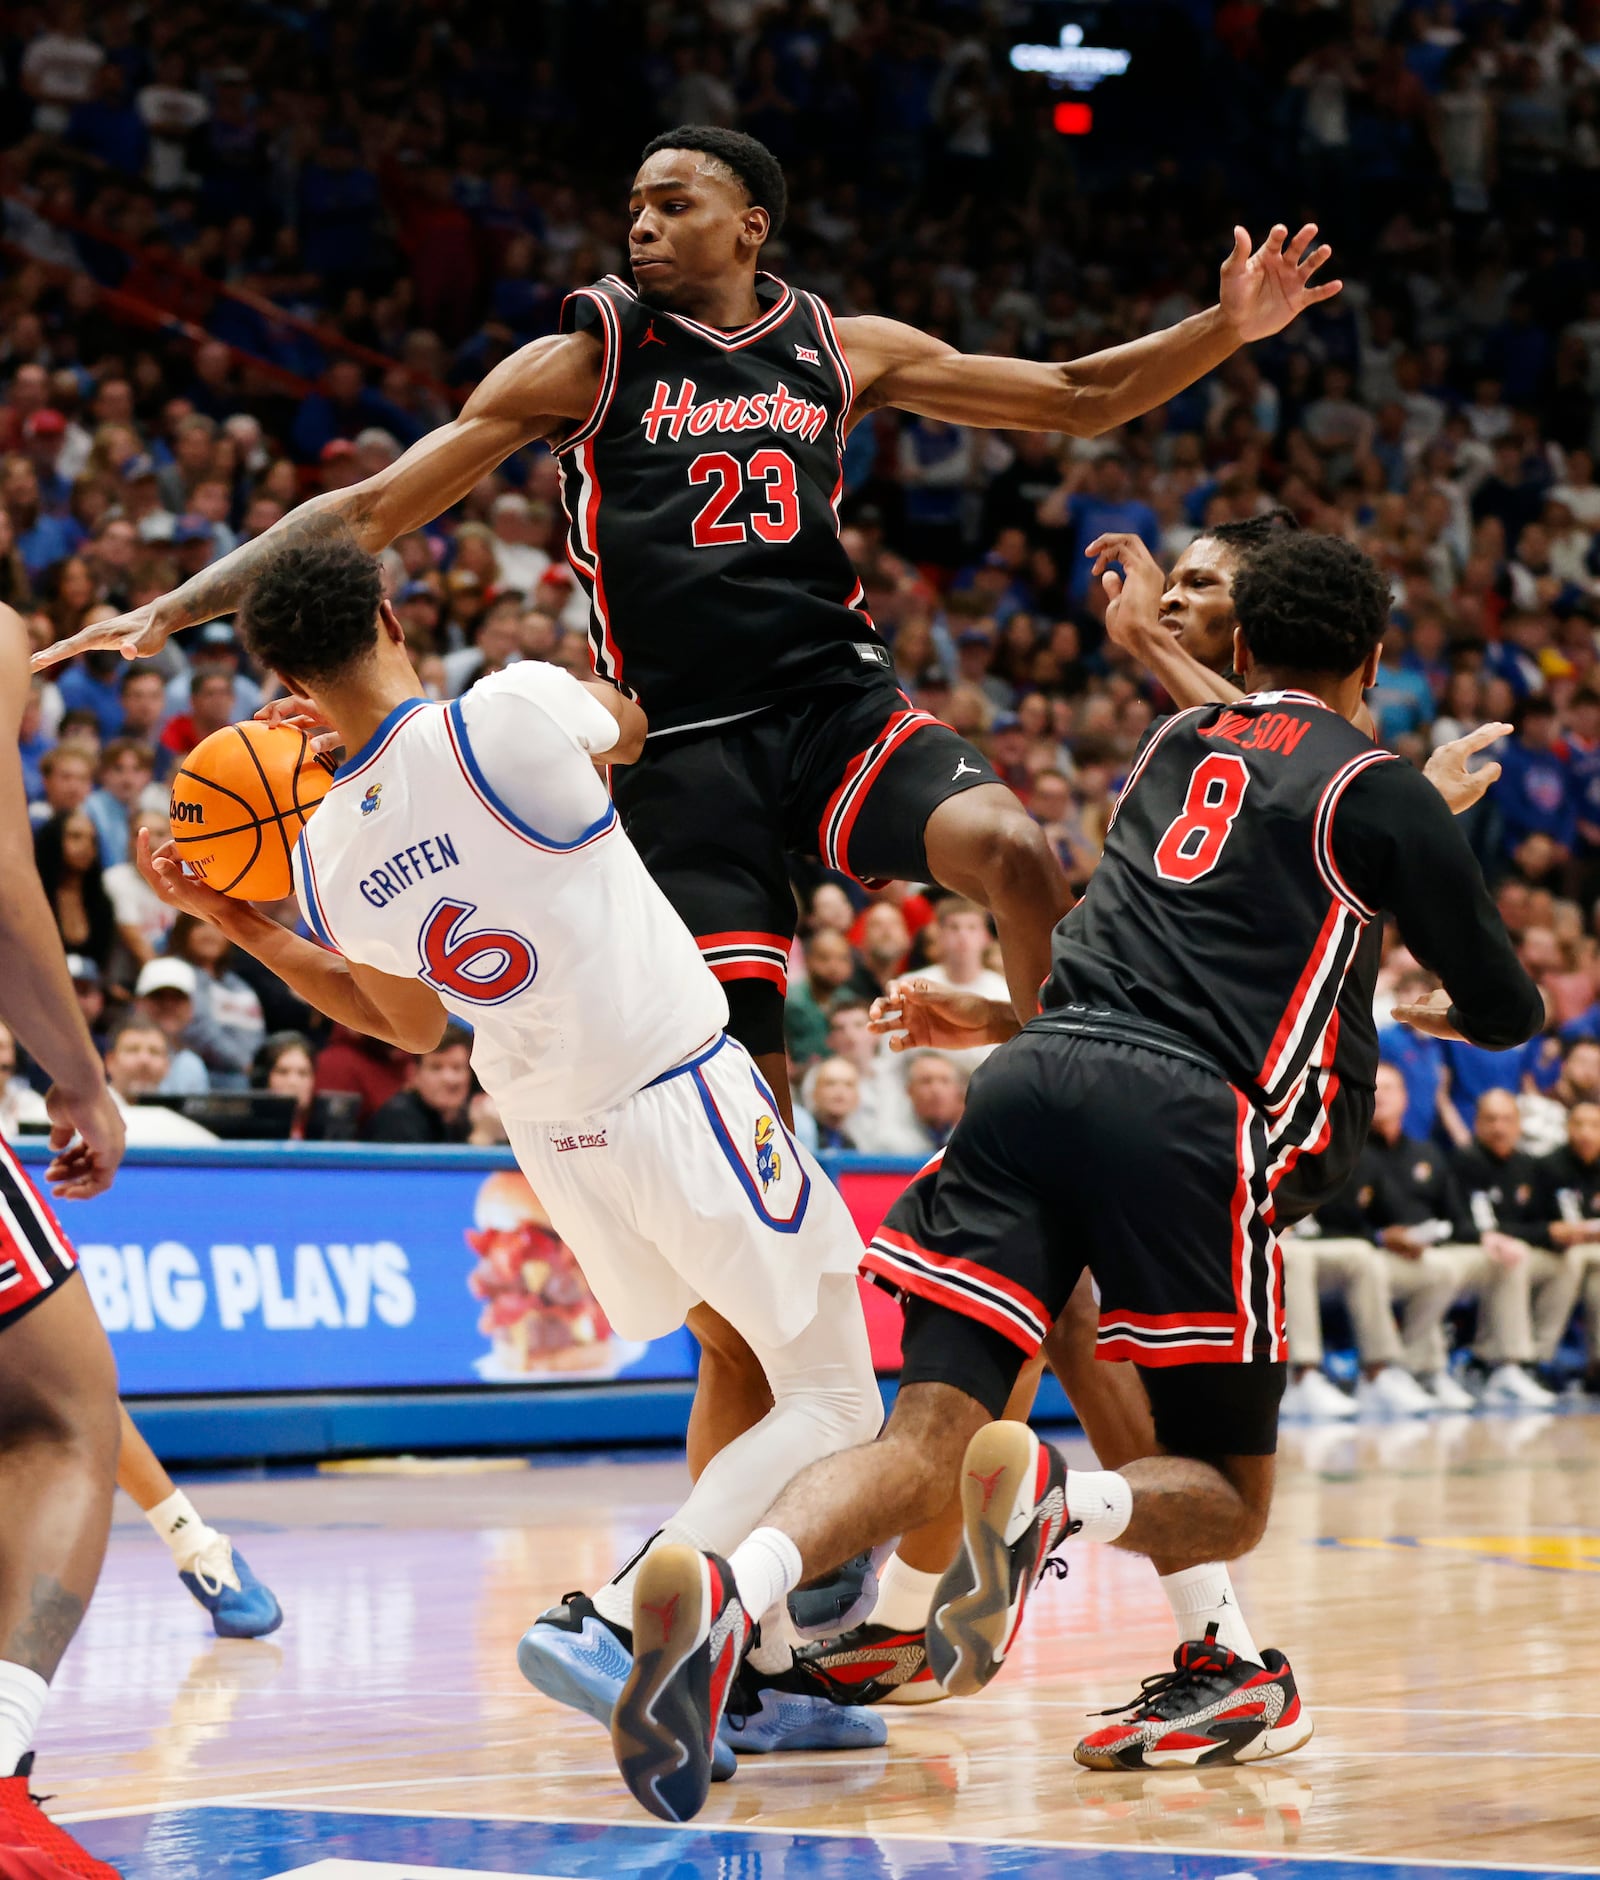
top-left (35, 331), bottom-right (603, 671)
top-left (838, 225), bottom-right (1339, 436)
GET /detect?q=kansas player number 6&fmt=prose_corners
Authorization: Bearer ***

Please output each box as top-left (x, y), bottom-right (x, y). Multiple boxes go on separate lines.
top-left (418, 898), bottom-right (538, 1005)
top-left (688, 449), bottom-right (801, 548)
top-left (1153, 754), bottom-right (1250, 883)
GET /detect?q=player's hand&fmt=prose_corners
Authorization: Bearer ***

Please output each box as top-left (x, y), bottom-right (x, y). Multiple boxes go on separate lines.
top-left (1390, 988), bottom-right (1467, 1042)
top-left (1086, 533), bottom-right (1165, 648)
top-left (1218, 223), bottom-right (1342, 343)
top-left (135, 828), bottom-right (241, 926)
top-left (869, 977), bottom-right (1015, 1052)
top-left (1423, 721), bottom-right (1511, 815)
top-left (30, 599), bottom-right (172, 673)
top-left (256, 694), bottom-right (341, 759)
top-left (42, 1081), bottom-right (125, 1200)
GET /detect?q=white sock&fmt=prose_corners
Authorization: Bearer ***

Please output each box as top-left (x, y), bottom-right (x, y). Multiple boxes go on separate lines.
top-left (870, 1555), bottom-right (942, 1632)
top-left (145, 1490), bottom-right (218, 1568)
top-left (0, 1662), bottom-right (47, 1776)
top-left (729, 1527), bottom-right (802, 1626)
top-left (1065, 1469), bottom-right (1133, 1543)
top-left (748, 1598), bottom-right (799, 1676)
top-left (1160, 1562), bottom-right (1261, 1663)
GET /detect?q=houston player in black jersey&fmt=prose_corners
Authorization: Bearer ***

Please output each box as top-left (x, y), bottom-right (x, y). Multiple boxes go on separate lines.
top-left (798, 514), bottom-right (1508, 1741)
top-left (39, 125), bottom-right (1340, 1660)
top-left (601, 534), bottom-right (1541, 1822)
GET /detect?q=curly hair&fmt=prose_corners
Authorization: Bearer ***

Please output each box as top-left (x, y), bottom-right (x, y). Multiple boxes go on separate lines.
top-left (1200, 508), bottom-right (1302, 558)
top-left (639, 126), bottom-right (787, 238)
top-left (1230, 533), bottom-right (1391, 677)
top-left (238, 525), bottom-right (384, 686)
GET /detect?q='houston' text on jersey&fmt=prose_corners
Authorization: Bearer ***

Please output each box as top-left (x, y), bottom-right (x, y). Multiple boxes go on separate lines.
top-left (555, 273), bottom-right (884, 734)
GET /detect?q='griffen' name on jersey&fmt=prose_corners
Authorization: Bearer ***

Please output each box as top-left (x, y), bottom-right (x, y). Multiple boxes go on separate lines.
top-left (358, 832), bottom-right (460, 908)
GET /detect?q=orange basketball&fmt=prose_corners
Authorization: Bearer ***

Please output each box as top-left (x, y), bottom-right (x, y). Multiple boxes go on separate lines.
top-left (169, 722), bottom-right (336, 900)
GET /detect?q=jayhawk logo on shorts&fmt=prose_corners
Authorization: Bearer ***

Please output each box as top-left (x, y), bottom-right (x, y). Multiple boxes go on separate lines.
top-left (754, 1114), bottom-right (782, 1189)
top-left (361, 783), bottom-right (382, 816)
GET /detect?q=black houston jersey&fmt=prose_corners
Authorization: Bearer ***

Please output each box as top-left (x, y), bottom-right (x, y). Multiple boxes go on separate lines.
top-left (554, 272), bottom-right (886, 733)
top-left (1044, 688), bottom-right (1543, 1183)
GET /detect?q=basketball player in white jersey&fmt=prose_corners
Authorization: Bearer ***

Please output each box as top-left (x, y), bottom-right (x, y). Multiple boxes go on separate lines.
top-left (134, 529), bottom-right (886, 1768)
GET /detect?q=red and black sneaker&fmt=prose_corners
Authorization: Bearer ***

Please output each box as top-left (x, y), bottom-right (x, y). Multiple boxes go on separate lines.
top-left (611, 1546), bottom-right (753, 1823)
top-left (926, 1421), bottom-right (1073, 1698)
top-left (798, 1622), bottom-right (948, 1707)
top-left (0, 1755), bottom-right (123, 1877)
top-left (1075, 1625), bottom-right (1314, 1770)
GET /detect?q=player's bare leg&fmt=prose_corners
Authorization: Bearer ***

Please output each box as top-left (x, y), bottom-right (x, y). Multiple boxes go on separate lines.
top-left (922, 784), bottom-right (1072, 1024)
top-left (0, 1279), bottom-right (124, 1878)
top-left (116, 1406), bottom-right (282, 1640)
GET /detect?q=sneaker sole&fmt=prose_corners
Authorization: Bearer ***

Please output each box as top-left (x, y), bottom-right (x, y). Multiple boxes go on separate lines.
top-left (611, 1547), bottom-right (720, 1822)
top-left (927, 1421), bottom-right (1039, 1698)
top-left (1076, 1707), bottom-right (1315, 1771)
top-left (517, 1628), bottom-right (623, 1731)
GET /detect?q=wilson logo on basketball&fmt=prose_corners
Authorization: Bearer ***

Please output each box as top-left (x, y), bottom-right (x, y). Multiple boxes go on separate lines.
top-left (172, 799), bottom-right (204, 825)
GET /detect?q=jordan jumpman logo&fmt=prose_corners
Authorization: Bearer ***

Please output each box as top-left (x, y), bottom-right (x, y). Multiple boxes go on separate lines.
top-left (639, 320), bottom-right (667, 348)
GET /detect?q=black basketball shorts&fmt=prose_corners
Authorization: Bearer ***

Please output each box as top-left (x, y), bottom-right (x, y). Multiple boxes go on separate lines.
top-left (865, 1018), bottom-right (1288, 1457)
top-left (611, 678), bottom-right (999, 1040)
top-left (0, 1137), bottom-right (82, 1332)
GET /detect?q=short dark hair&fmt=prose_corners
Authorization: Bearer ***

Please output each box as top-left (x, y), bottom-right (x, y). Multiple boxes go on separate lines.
top-left (108, 1014), bottom-right (167, 1052)
top-left (120, 664), bottom-right (163, 692)
top-left (639, 126), bottom-right (786, 238)
top-left (239, 527), bottom-right (384, 685)
top-left (427, 1022), bottom-right (474, 1059)
top-left (1231, 534), bottom-right (1391, 678)
top-left (1199, 509), bottom-right (1302, 558)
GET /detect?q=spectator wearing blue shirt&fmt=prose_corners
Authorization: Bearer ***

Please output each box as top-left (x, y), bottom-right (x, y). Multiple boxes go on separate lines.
top-left (2, 456), bottom-right (81, 577)
top-left (1376, 1001), bottom-right (1447, 1141)
top-left (896, 416), bottom-right (973, 566)
top-left (1491, 695), bottom-right (1575, 883)
top-left (1367, 625), bottom-right (1436, 740)
top-left (1041, 455), bottom-right (1161, 604)
top-left (18, 677), bottom-right (53, 802)
top-left (56, 647), bottom-right (129, 742)
top-left (83, 737), bottom-right (154, 871)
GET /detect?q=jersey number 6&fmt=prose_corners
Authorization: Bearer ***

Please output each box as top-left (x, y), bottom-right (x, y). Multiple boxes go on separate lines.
top-left (418, 898), bottom-right (538, 1005)
top-left (688, 449), bottom-right (801, 548)
top-left (1153, 754), bottom-right (1250, 883)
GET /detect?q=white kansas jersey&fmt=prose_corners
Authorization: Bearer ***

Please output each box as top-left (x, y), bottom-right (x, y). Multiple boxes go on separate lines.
top-left (293, 663), bottom-right (728, 1122)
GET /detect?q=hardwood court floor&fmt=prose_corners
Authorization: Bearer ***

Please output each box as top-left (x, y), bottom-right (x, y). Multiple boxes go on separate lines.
top-left (44, 1409), bottom-right (1600, 1878)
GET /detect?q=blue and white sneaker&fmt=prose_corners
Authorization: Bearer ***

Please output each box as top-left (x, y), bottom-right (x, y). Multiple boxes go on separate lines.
top-left (722, 1655), bottom-right (889, 1754)
top-left (519, 1592), bottom-right (735, 1781)
top-left (178, 1533), bottom-right (284, 1640)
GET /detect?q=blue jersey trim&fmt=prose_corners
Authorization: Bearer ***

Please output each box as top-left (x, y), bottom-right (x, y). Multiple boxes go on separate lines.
top-left (689, 1050), bottom-right (811, 1233)
top-left (334, 697), bottom-right (428, 781)
top-left (294, 832), bottom-right (336, 949)
top-left (447, 698), bottom-right (616, 850)
top-left (644, 1033), bottom-right (727, 1089)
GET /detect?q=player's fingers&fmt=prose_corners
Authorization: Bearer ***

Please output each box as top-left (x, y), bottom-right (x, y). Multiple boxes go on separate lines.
top-left (1452, 720), bottom-right (1514, 755)
top-left (1473, 761), bottom-right (1503, 788)
top-left (1285, 222), bottom-right (1319, 265)
top-left (1262, 222), bottom-right (1288, 257)
top-left (1296, 243), bottom-right (1334, 280)
top-left (1102, 569), bottom-right (1124, 603)
top-left (1302, 281), bottom-right (1344, 304)
top-left (1225, 225), bottom-right (1250, 269)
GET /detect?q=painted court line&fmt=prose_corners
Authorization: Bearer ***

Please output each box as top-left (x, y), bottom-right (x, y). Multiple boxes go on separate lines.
top-left (64, 1799), bottom-right (1600, 1873)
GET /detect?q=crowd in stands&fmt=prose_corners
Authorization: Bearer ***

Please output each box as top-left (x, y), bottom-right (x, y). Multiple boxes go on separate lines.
top-left (2, 0), bottom-right (1600, 1376)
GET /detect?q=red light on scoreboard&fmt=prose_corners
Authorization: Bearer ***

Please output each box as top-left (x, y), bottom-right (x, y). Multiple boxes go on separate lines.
top-left (1053, 102), bottom-right (1093, 135)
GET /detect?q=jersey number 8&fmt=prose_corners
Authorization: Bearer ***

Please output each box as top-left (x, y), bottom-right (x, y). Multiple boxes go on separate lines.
top-left (688, 448), bottom-right (801, 548)
top-left (418, 898), bottom-right (538, 1005)
top-left (1153, 754), bottom-right (1250, 883)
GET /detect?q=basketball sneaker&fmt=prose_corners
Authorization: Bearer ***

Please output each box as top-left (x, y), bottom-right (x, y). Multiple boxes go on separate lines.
top-left (786, 1546), bottom-right (886, 1641)
top-left (0, 1753), bottom-right (123, 1877)
top-left (611, 1546), bottom-right (751, 1823)
top-left (721, 1655), bottom-right (888, 1753)
top-left (926, 1421), bottom-right (1073, 1698)
top-left (798, 1621), bottom-right (948, 1707)
top-left (517, 1593), bottom-right (734, 1781)
top-left (177, 1535), bottom-right (283, 1640)
top-left (1074, 1624), bottom-right (1313, 1770)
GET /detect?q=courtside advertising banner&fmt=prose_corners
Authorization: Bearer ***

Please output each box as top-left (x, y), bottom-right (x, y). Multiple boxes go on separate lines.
top-left (12, 1145), bottom-right (914, 1394)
